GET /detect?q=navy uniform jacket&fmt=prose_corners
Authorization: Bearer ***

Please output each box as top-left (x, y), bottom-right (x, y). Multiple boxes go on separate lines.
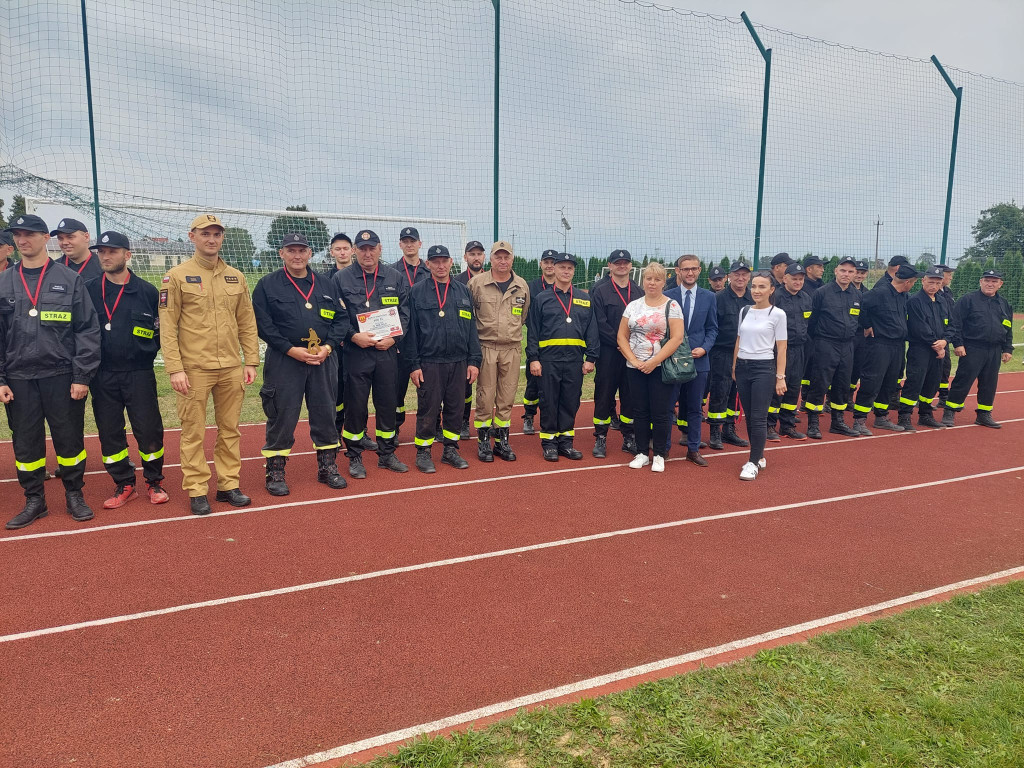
top-left (800, 276), bottom-right (824, 298)
top-left (392, 258), bottom-right (430, 289)
top-left (85, 270), bottom-right (160, 371)
top-left (808, 281), bottom-right (862, 342)
top-left (859, 281), bottom-right (908, 341)
top-left (453, 268), bottom-right (483, 286)
top-left (58, 252), bottom-right (104, 282)
top-left (665, 285), bottom-right (718, 372)
top-left (949, 290), bottom-right (1013, 353)
top-left (906, 289), bottom-right (949, 348)
top-left (0, 261), bottom-right (100, 385)
top-left (404, 278), bottom-right (482, 369)
top-left (713, 287), bottom-right (753, 351)
top-left (590, 277), bottom-right (641, 351)
top-left (773, 287), bottom-right (813, 346)
top-left (253, 268), bottom-right (349, 355)
top-left (331, 262), bottom-right (410, 344)
top-left (526, 286), bottom-right (600, 364)
top-left (528, 276), bottom-right (554, 298)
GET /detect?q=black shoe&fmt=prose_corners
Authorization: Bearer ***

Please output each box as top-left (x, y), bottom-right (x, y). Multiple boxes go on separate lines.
top-left (779, 425), bottom-right (806, 440)
top-left (5, 496), bottom-right (48, 530)
top-left (265, 455), bottom-right (289, 496)
top-left (477, 426), bottom-right (494, 462)
top-left (377, 453), bottom-right (409, 473)
top-left (348, 455), bottom-right (367, 479)
top-left (66, 491), bottom-right (94, 522)
top-left (806, 414), bottom-right (822, 440)
top-left (721, 423), bottom-right (749, 447)
top-left (215, 489), bottom-right (251, 507)
top-left (358, 435), bottom-right (379, 452)
top-left (872, 414), bottom-right (904, 432)
top-left (621, 436), bottom-right (638, 455)
top-left (592, 435), bottom-right (607, 458)
top-left (896, 414), bottom-right (917, 432)
top-left (975, 411), bottom-right (1001, 429)
top-left (918, 412), bottom-right (944, 429)
top-left (441, 445), bottom-right (469, 470)
top-left (609, 414), bottom-right (622, 431)
top-left (316, 449), bottom-right (348, 489)
top-left (685, 450), bottom-right (708, 467)
top-left (492, 428), bottom-right (517, 462)
top-left (941, 409), bottom-right (956, 427)
top-left (829, 414), bottom-right (859, 437)
top-left (460, 420), bottom-right (471, 441)
top-left (522, 415), bottom-right (535, 435)
top-left (190, 496), bottom-right (211, 516)
top-left (543, 446), bottom-right (559, 462)
top-left (708, 424), bottom-right (724, 451)
top-left (557, 443), bottom-right (583, 460)
top-left (415, 447), bottom-right (436, 474)
top-left (766, 427), bottom-right (781, 442)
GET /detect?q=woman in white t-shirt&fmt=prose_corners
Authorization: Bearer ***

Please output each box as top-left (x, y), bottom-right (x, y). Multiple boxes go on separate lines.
top-left (732, 272), bottom-right (788, 481)
top-left (615, 262), bottom-right (684, 473)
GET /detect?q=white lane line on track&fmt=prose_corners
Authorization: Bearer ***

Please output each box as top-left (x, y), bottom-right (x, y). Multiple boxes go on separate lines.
top-left (3, 417), bottom-right (1023, 543)
top-left (261, 564), bottom-right (1024, 768)
top-left (3, 464), bottom-right (1023, 644)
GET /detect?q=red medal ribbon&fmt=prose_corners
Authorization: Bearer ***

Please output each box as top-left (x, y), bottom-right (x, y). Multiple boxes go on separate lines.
top-left (361, 263), bottom-right (379, 304)
top-left (101, 272), bottom-right (130, 325)
top-left (433, 278), bottom-right (450, 312)
top-left (19, 259), bottom-right (50, 312)
top-left (64, 253), bottom-right (93, 275)
top-left (402, 260), bottom-right (418, 287)
top-left (611, 280), bottom-right (631, 306)
top-left (284, 269), bottom-right (315, 305)
top-left (553, 286), bottom-right (573, 318)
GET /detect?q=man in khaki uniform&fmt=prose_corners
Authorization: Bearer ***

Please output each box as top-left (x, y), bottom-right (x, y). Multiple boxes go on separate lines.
top-left (159, 214), bottom-right (260, 515)
top-left (470, 240), bottom-right (530, 462)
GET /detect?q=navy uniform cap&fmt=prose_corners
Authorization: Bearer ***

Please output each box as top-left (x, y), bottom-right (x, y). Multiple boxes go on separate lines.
top-left (938, 263), bottom-right (955, 273)
top-left (355, 229), bottom-right (381, 246)
top-left (4, 214), bottom-right (48, 234)
top-left (608, 249), bottom-right (631, 263)
top-left (89, 230), bottom-right (130, 251)
top-left (838, 256), bottom-right (858, 268)
top-left (540, 249), bottom-right (559, 261)
top-left (427, 244), bottom-right (451, 259)
top-left (770, 252), bottom-right (792, 266)
top-left (922, 266), bottom-right (945, 279)
top-left (855, 260), bottom-right (870, 271)
top-left (400, 226), bottom-right (420, 240)
top-left (49, 218), bottom-right (88, 236)
top-left (784, 263), bottom-right (805, 276)
top-left (465, 240), bottom-right (484, 252)
top-left (802, 254), bottom-right (824, 267)
top-left (553, 252), bottom-right (577, 265)
top-left (708, 265), bottom-right (726, 279)
top-left (728, 260), bottom-right (750, 273)
top-left (982, 269), bottom-right (1003, 279)
top-left (281, 232), bottom-right (310, 248)
top-left (894, 264), bottom-right (920, 280)
top-left (330, 232), bottom-right (351, 245)
top-left (0, 231), bottom-right (13, 247)
top-left (889, 255), bottom-right (911, 267)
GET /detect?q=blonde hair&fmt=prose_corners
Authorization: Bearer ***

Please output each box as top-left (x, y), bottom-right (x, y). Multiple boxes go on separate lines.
top-left (643, 262), bottom-right (667, 282)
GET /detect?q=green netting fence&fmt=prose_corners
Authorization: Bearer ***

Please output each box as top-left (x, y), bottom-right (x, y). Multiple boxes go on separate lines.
top-left (1, 0), bottom-right (1023, 303)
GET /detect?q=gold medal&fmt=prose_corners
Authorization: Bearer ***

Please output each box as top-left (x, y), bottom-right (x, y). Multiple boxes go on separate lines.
top-left (438, 310), bottom-right (445, 317)
top-left (29, 308), bottom-right (38, 317)
top-left (305, 302), bottom-right (313, 309)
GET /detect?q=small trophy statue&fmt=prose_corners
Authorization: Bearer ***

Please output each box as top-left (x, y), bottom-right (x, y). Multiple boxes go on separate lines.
top-left (301, 328), bottom-right (322, 355)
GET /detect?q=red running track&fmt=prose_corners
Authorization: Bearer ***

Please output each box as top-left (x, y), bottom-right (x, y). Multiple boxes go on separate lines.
top-left (1, 373), bottom-right (1023, 767)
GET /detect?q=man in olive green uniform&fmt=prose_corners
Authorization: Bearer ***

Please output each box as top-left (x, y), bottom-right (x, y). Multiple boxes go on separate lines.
top-left (159, 214), bottom-right (260, 515)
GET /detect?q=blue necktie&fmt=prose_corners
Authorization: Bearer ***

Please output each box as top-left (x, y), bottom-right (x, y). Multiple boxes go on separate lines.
top-left (683, 289), bottom-right (692, 327)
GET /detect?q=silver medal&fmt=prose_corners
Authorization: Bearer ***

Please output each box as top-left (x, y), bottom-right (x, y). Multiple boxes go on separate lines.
top-left (305, 302), bottom-right (313, 309)
top-left (566, 317), bottom-right (572, 324)
top-left (104, 322), bottom-right (112, 331)
top-left (438, 310), bottom-right (445, 317)
top-left (29, 308), bottom-right (38, 317)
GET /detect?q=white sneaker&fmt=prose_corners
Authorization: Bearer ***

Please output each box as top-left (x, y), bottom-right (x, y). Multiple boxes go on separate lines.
top-left (652, 456), bottom-right (665, 472)
top-left (757, 457), bottom-right (767, 470)
top-left (629, 454), bottom-right (650, 469)
top-left (739, 461), bottom-right (759, 480)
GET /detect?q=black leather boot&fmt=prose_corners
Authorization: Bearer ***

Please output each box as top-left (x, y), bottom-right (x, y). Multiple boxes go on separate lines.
top-left (477, 427), bottom-right (494, 462)
top-left (493, 428), bottom-right (516, 462)
top-left (316, 449), bottom-right (347, 489)
top-left (265, 455), bottom-right (289, 496)
top-left (5, 495), bottom-right (48, 530)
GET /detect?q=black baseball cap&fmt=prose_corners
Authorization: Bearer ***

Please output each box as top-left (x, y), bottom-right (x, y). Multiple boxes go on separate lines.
top-left (0, 231), bottom-right (13, 247)
top-left (855, 260), bottom-right (870, 271)
top-left (49, 218), bottom-right (88, 236)
top-left (888, 255), bottom-right (911, 267)
top-left (281, 232), bottom-right (310, 248)
top-left (728, 260), bottom-right (750, 273)
top-left (540, 249), bottom-right (559, 261)
top-left (894, 264), bottom-right (920, 280)
top-left (838, 256), bottom-right (858, 268)
top-left (982, 269), bottom-right (1003, 279)
top-left (355, 229), bottom-right (381, 247)
top-left (553, 252), bottom-right (577, 265)
top-left (89, 230), bottom-right (130, 251)
top-left (5, 214), bottom-right (48, 234)
top-left (330, 232), bottom-right (352, 245)
top-left (399, 226), bottom-right (420, 241)
top-left (938, 263), bottom-right (955, 272)
top-left (708, 265), bottom-right (726, 280)
top-left (803, 255), bottom-right (824, 267)
top-left (427, 244), bottom-right (451, 260)
top-left (770, 252), bottom-right (793, 266)
top-left (922, 266), bottom-right (945, 279)
top-left (608, 249), bottom-right (632, 263)
top-left (784, 263), bottom-right (806, 276)
top-left (465, 240), bottom-right (484, 252)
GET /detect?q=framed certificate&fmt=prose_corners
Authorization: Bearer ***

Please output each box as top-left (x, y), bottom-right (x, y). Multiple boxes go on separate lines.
top-left (357, 307), bottom-right (403, 340)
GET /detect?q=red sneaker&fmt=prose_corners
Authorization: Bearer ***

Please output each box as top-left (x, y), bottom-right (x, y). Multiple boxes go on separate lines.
top-left (147, 484), bottom-right (169, 505)
top-left (103, 484), bottom-right (137, 509)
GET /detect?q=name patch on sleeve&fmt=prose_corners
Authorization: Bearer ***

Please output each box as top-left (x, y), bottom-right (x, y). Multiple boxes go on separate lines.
top-left (1003, 318), bottom-right (1012, 327)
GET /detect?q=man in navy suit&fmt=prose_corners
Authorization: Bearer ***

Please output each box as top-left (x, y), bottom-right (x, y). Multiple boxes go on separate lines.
top-left (665, 254), bottom-right (718, 465)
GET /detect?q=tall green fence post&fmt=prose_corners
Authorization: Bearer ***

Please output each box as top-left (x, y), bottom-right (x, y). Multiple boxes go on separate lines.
top-left (80, 0), bottom-right (102, 235)
top-left (741, 12), bottom-right (771, 271)
top-left (930, 55), bottom-right (962, 267)
top-left (492, 0), bottom-right (500, 243)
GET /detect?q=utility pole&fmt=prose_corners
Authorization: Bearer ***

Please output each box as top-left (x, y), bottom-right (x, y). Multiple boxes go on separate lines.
top-left (874, 217), bottom-right (883, 267)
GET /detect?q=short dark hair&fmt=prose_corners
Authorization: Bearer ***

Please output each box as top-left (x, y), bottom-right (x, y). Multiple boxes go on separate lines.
top-left (676, 254), bottom-right (700, 268)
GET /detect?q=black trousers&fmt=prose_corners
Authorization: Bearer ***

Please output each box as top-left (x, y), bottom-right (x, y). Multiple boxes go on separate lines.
top-left (415, 361), bottom-right (468, 447)
top-left (539, 357), bottom-right (583, 448)
top-left (770, 343), bottom-right (804, 429)
top-left (334, 349), bottom-right (346, 436)
top-left (853, 338), bottom-right (904, 417)
top-left (940, 352), bottom-right (952, 394)
top-left (523, 371), bottom-right (541, 417)
top-left (593, 348), bottom-right (634, 439)
top-left (6, 374), bottom-right (86, 498)
top-left (736, 358), bottom-right (775, 464)
top-left (261, 347), bottom-right (339, 458)
top-left (708, 347), bottom-right (739, 424)
top-left (394, 342), bottom-right (413, 429)
top-left (898, 343), bottom-right (943, 415)
top-left (627, 366), bottom-right (672, 458)
top-left (806, 337), bottom-right (854, 412)
top-left (850, 333), bottom-right (867, 395)
top-left (91, 368), bottom-right (164, 486)
top-left (946, 342), bottom-right (1002, 412)
top-left (342, 344), bottom-right (399, 457)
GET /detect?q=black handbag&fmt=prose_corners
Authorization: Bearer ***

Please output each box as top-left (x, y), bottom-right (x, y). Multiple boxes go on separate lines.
top-left (660, 300), bottom-right (697, 384)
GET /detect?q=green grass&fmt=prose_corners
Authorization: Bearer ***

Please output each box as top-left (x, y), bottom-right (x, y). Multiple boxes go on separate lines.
top-left (361, 581), bottom-right (1024, 768)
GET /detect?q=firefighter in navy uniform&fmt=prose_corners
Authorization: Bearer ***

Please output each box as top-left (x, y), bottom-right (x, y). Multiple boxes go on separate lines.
top-left (85, 231), bottom-right (168, 509)
top-left (253, 233), bottom-right (351, 495)
top-left (0, 231), bottom-right (17, 269)
top-left (800, 255), bottom-right (826, 294)
top-left (768, 262), bottom-right (812, 441)
top-left (850, 263), bottom-right (918, 435)
top-left (392, 226), bottom-right (430, 438)
top-left (707, 264), bottom-right (727, 293)
top-left (848, 259), bottom-right (870, 397)
top-left (942, 269), bottom-right (1015, 428)
top-left (452, 240), bottom-right (487, 439)
top-left (522, 249), bottom-right (558, 434)
top-left (51, 218), bottom-right (103, 282)
top-left (937, 264), bottom-right (956, 398)
top-left (590, 249), bottom-right (639, 457)
top-left (526, 252), bottom-right (599, 461)
top-left (804, 256), bottom-right (862, 439)
top-left (333, 229), bottom-right (411, 477)
top-left (406, 245), bottom-right (481, 473)
top-left (0, 215), bottom-right (101, 529)
top-left (768, 252), bottom-right (793, 288)
top-left (898, 266), bottom-right (950, 430)
top-left (707, 261), bottom-right (752, 450)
